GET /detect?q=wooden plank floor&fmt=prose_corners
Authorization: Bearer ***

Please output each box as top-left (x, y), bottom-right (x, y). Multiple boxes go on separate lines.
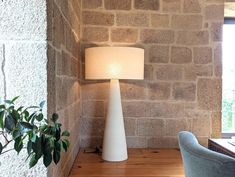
top-left (69, 149), bottom-right (185, 177)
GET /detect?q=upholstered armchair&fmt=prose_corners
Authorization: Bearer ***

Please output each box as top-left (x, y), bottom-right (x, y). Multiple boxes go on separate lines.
top-left (178, 131), bottom-right (235, 177)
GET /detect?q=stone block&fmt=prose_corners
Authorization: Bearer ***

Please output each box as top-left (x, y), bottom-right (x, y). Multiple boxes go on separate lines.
top-left (183, 0), bottom-right (201, 13)
top-left (71, 57), bottom-right (79, 78)
top-left (82, 82), bottom-right (109, 100)
top-left (68, 101), bottom-right (81, 129)
top-left (192, 117), bottom-right (211, 137)
top-left (193, 47), bottom-right (212, 64)
top-left (140, 29), bottom-right (174, 44)
top-left (205, 5), bottom-right (224, 21)
top-left (82, 100), bottom-right (104, 117)
top-left (197, 78), bottom-right (222, 110)
top-left (134, 0), bottom-right (159, 10)
top-left (111, 28), bottom-right (138, 43)
top-left (64, 23), bottom-right (79, 58)
top-left (53, 5), bottom-right (65, 49)
top-left (105, 0), bottom-right (131, 10)
top-left (214, 44), bottom-right (222, 77)
top-left (70, 0), bottom-right (81, 17)
top-left (172, 82), bottom-right (196, 101)
top-left (155, 65), bottom-right (183, 80)
top-left (120, 81), bottom-right (146, 100)
top-left (137, 119), bottom-right (164, 136)
top-left (122, 101), bottom-right (147, 117)
top-left (61, 50), bottom-right (71, 76)
top-left (82, 11), bottom-right (114, 26)
top-left (165, 119), bottom-right (191, 136)
top-left (184, 65), bottom-right (213, 80)
top-left (125, 118), bottom-right (137, 136)
top-left (171, 15), bottom-right (202, 29)
top-left (82, 27), bottom-right (109, 42)
top-left (116, 12), bottom-right (149, 27)
top-left (151, 14), bottom-right (169, 28)
top-left (211, 111), bottom-right (221, 138)
top-left (162, 0), bottom-right (181, 13)
top-left (176, 31), bottom-right (209, 45)
top-left (147, 82), bottom-right (171, 100)
top-left (47, 45), bottom-right (56, 115)
top-left (69, 79), bottom-right (80, 104)
top-left (144, 64), bottom-right (154, 81)
top-left (59, 0), bottom-right (71, 23)
top-left (171, 46), bottom-right (192, 64)
top-left (56, 77), bottom-right (65, 111)
top-left (80, 137), bottom-right (103, 148)
top-left (211, 22), bottom-right (223, 42)
top-left (184, 110), bottom-right (211, 120)
top-left (149, 45), bottom-right (169, 63)
top-left (82, 0), bottom-right (102, 9)
top-left (126, 137), bottom-right (147, 148)
top-left (147, 137), bottom-right (178, 148)
top-left (80, 118), bottom-right (105, 136)
top-left (149, 102), bottom-right (185, 118)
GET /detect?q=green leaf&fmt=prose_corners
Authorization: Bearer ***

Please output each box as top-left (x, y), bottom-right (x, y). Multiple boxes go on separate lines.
top-left (26, 112), bottom-right (36, 122)
top-left (32, 136), bottom-right (42, 159)
top-left (5, 114), bottom-right (16, 131)
top-left (29, 153), bottom-right (38, 168)
top-left (43, 153), bottom-right (52, 167)
top-left (12, 129), bottom-right (21, 139)
top-left (20, 122), bottom-right (34, 130)
top-left (11, 96), bottom-right (19, 103)
top-left (36, 113), bottom-right (43, 121)
top-left (12, 110), bottom-right (20, 121)
top-left (14, 137), bottom-right (23, 153)
top-left (31, 132), bottom-right (37, 142)
top-left (0, 142), bottom-right (3, 154)
top-left (27, 141), bottom-right (32, 154)
top-left (63, 139), bottom-right (70, 148)
top-left (4, 100), bottom-right (13, 104)
top-left (61, 141), bottom-right (68, 152)
top-left (23, 110), bottom-right (29, 119)
top-left (51, 113), bottom-right (59, 123)
top-left (55, 128), bottom-right (61, 141)
top-left (42, 137), bottom-right (53, 155)
top-left (39, 101), bottom-right (45, 109)
top-left (55, 141), bottom-right (61, 151)
top-left (61, 130), bottom-right (70, 137)
top-left (0, 105), bottom-right (5, 109)
top-left (17, 106), bottom-right (24, 112)
top-left (0, 111), bottom-right (4, 128)
top-left (53, 150), bottom-right (60, 164)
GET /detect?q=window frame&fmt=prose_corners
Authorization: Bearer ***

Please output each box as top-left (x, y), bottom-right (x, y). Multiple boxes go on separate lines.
top-left (222, 17), bottom-right (235, 138)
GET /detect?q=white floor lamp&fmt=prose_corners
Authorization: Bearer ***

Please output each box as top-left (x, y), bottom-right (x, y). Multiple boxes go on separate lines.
top-left (85, 47), bottom-right (144, 161)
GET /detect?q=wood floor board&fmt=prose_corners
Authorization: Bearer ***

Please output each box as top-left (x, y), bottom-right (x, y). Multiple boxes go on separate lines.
top-left (69, 148), bottom-right (185, 177)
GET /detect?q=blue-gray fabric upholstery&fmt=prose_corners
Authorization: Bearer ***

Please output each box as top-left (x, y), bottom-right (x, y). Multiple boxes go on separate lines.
top-left (178, 131), bottom-right (235, 177)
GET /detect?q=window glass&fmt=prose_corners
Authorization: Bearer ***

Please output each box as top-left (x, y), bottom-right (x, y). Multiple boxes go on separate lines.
top-left (222, 21), bottom-right (235, 133)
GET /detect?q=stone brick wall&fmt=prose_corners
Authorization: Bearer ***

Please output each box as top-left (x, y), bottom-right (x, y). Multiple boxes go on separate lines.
top-left (46, 0), bottom-right (81, 177)
top-left (80, 0), bottom-right (224, 148)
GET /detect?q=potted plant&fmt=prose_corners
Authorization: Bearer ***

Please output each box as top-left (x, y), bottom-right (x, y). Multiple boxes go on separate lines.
top-left (0, 96), bottom-right (70, 168)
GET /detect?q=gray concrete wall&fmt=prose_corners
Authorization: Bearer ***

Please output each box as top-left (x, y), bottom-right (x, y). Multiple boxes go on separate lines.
top-left (0, 0), bottom-right (81, 177)
top-left (0, 0), bottom-right (47, 176)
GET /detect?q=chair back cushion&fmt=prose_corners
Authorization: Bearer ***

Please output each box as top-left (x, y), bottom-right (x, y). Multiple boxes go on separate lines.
top-left (178, 131), bottom-right (235, 177)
